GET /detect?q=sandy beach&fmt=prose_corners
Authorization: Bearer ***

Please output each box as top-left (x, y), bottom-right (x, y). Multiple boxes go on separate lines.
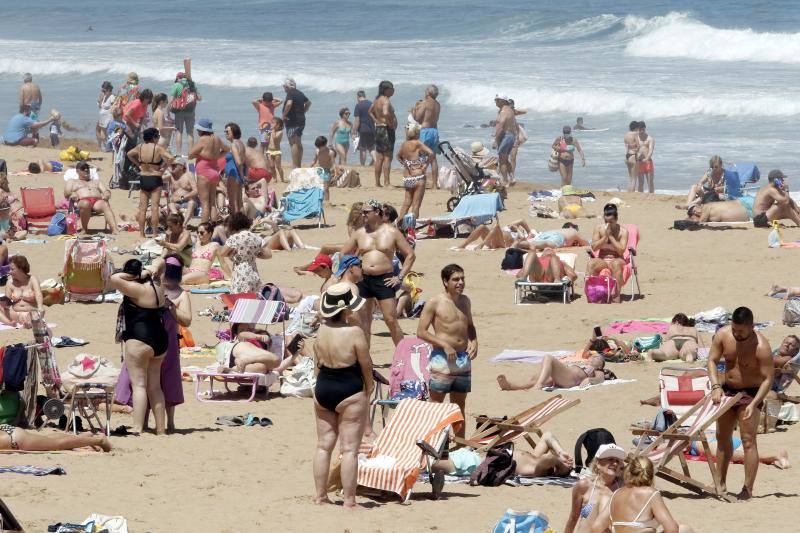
top-left (1, 140), bottom-right (798, 533)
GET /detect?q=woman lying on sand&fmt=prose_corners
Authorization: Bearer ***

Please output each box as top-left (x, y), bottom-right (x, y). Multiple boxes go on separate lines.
top-left (768, 283), bottom-right (800, 300)
top-left (452, 218), bottom-right (532, 251)
top-left (647, 313), bottom-right (698, 362)
top-left (0, 425), bottom-right (111, 452)
top-left (497, 354), bottom-right (605, 391)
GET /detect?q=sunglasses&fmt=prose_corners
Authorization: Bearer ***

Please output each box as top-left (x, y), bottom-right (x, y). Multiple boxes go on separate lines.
top-left (361, 209), bottom-right (375, 215)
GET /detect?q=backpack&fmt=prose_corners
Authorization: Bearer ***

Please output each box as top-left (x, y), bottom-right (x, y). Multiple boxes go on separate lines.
top-left (585, 275), bottom-right (617, 304)
top-left (470, 442), bottom-right (516, 487)
top-left (501, 248), bottom-right (525, 270)
top-left (1, 344), bottom-right (28, 392)
top-left (259, 283), bottom-right (291, 321)
top-left (170, 82), bottom-right (197, 112)
top-left (783, 300), bottom-right (800, 326)
top-left (47, 212), bottom-right (67, 236)
top-left (493, 510), bottom-right (550, 533)
top-left (573, 428), bottom-right (616, 473)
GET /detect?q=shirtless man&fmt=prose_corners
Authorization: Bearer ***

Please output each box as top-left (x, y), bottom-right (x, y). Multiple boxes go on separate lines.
top-left (224, 123), bottom-right (246, 216)
top-left (624, 121), bottom-right (640, 192)
top-left (368, 81), bottom-right (397, 187)
top-left (752, 170), bottom-right (800, 228)
top-left (63, 161), bottom-right (117, 235)
top-left (19, 73), bottom-right (42, 119)
top-left (412, 85), bottom-right (441, 188)
top-left (637, 121), bottom-right (655, 193)
top-left (513, 222), bottom-right (588, 251)
top-left (497, 353), bottom-right (605, 391)
top-left (165, 157), bottom-right (198, 226)
top-left (685, 200), bottom-right (750, 223)
top-left (493, 95), bottom-right (518, 186)
top-left (679, 155), bottom-right (726, 209)
top-left (244, 137), bottom-right (272, 184)
top-left (707, 306), bottom-right (774, 500)
top-left (417, 263), bottom-right (477, 436)
top-left (586, 204), bottom-right (629, 303)
top-left (341, 199), bottom-right (415, 345)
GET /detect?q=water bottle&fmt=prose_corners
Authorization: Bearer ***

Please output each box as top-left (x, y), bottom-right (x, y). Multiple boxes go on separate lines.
top-left (768, 227), bottom-right (781, 248)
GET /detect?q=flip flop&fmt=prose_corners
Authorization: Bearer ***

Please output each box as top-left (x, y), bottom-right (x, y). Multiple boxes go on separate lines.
top-left (259, 417), bottom-right (273, 427)
top-left (53, 336), bottom-right (89, 348)
top-left (244, 413), bottom-right (260, 426)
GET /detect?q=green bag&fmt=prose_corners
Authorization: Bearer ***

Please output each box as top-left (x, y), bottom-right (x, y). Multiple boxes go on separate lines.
top-left (0, 392), bottom-right (20, 425)
top-left (633, 334), bottom-right (662, 352)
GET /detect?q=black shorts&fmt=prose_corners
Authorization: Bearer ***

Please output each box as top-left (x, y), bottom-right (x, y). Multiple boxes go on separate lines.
top-left (357, 131), bottom-right (375, 151)
top-left (357, 272), bottom-right (397, 301)
top-left (753, 212), bottom-right (770, 228)
top-left (140, 174), bottom-right (164, 193)
top-left (375, 126), bottom-right (395, 155)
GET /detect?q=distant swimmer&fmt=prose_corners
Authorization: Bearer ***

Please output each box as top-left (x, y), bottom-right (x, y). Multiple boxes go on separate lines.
top-left (574, 117), bottom-right (588, 130)
top-left (87, 25), bottom-right (94, 32)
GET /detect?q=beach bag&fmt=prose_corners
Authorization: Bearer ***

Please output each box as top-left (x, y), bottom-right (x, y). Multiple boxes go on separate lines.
top-left (470, 442), bottom-right (516, 487)
top-left (65, 212), bottom-right (78, 235)
top-left (260, 283), bottom-right (291, 321)
top-left (179, 325), bottom-right (195, 348)
top-left (280, 356), bottom-right (315, 397)
top-left (170, 82), bottom-right (197, 112)
top-left (438, 166), bottom-right (458, 192)
top-left (501, 248), bottom-right (525, 270)
top-left (573, 428), bottom-right (616, 473)
top-left (547, 148), bottom-right (559, 172)
top-left (652, 408), bottom-right (678, 432)
top-left (47, 212), bottom-right (67, 236)
top-left (585, 275), bottom-right (617, 304)
top-left (1, 344), bottom-right (28, 393)
top-left (493, 510), bottom-right (551, 533)
top-left (633, 334), bottom-right (662, 352)
top-left (783, 300), bottom-right (800, 327)
top-left (516, 125), bottom-right (529, 146)
top-left (390, 380), bottom-right (428, 401)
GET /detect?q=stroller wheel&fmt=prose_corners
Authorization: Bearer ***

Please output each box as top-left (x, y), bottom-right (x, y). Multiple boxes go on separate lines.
top-left (446, 196), bottom-right (460, 213)
top-left (43, 399), bottom-right (66, 420)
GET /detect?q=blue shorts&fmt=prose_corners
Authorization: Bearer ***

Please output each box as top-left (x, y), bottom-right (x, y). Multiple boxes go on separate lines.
top-left (738, 196), bottom-right (755, 219)
top-left (259, 125), bottom-right (271, 144)
top-left (285, 125), bottom-right (305, 139)
top-left (532, 230), bottom-right (566, 248)
top-left (689, 436), bottom-right (741, 456)
top-left (316, 167), bottom-right (331, 183)
top-left (498, 132), bottom-right (516, 156)
top-left (428, 348), bottom-right (471, 394)
top-left (420, 127), bottom-right (440, 154)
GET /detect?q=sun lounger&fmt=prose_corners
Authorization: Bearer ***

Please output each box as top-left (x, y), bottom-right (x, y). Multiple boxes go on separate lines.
top-left (514, 252), bottom-right (577, 304)
top-left (630, 392), bottom-right (741, 501)
top-left (357, 398), bottom-right (463, 501)
top-left (417, 192), bottom-right (504, 238)
top-left (452, 395), bottom-right (579, 453)
top-left (280, 168), bottom-right (326, 228)
top-left (659, 367), bottom-right (710, 425)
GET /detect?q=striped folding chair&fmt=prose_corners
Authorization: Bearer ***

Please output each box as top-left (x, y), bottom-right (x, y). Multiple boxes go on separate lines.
top-left (357, 399), bottom-right (463, 502)
top-left (452, 394), bottom-right (580, 453)
top-left (630, 392), bottom-right (742, 501)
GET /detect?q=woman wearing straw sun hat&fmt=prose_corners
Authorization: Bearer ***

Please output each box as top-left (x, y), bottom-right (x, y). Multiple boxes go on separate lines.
top-left (312, 282), bottom-right (374, 509)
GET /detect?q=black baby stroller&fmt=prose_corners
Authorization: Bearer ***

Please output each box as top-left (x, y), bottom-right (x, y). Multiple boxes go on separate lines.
top-left (107, 129), bottom-right (139, 194)
top-left (438, 140), bottom-right (486, 212)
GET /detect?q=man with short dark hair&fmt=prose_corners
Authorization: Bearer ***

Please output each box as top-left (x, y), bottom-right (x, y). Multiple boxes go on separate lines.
top-left (368, 81), bottom-right (397, 187)
top-left (64, 162), bottom-right (117, 235)
top-left (752, 169), bottom-right (800, 227)
top-left (352, 90), bottom-right (375, 166)
top-left (708, 306), bottom-right (774, 500)
top-left (281, 78), bottom-right (311, 169)
top-left (3, 105), bottom-right (53, 147)
top-left (412, 85), bottom-right (441, 188)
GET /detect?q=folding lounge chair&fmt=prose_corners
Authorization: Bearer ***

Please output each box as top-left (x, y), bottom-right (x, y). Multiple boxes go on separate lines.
top-left (514, 252), bottom-right (577, 304)
top-left (281, 168), bottom-right (325, 228)
top-left (194, 299), bottom-right (287, 402)
top-left (452, 394), bottom-right (580, 453)
top-left (357, 398), bottom-right (463, 501)
top-left (659, 367), bottom-right (710, 425)
top-left (417, 192), bottom-right (504, 238)
top-left (586, 223), bottom-right (641, 300)
top-left (20, 187), bottom-right (56, 235)
top-left (62, 238), bottom-right (113, 302)
top-left (630, 392), bottom-right (742, 501)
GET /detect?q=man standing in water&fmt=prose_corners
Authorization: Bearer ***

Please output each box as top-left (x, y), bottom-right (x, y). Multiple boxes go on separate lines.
top-left (19, 73), bottom-right (42, 119)
top-left (282, 78), bottom-right (311, 169)
top-left (637, 121), bottom-right (655, 193)
top-left (492, 95), bottom-right (517, 186)
top-left (417, 264), bottom-right (477, 437)
top-left (341, 199), bottom-right (414, 346)
top-left (707, 306), bottom-right (773, 500)
top-left (368, 81), bottom-right (397, 187)
top-left (412, 85), bottom-right (441, 188)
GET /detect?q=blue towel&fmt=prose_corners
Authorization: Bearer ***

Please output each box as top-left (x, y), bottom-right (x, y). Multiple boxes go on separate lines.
top-left (431, 192), bottom-right (504, 225)
top-left (283, 188), bottom-right (324, 222)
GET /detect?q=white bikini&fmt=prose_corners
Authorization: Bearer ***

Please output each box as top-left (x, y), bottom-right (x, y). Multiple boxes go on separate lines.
top-left (610, 490), bottom-right (660, 532)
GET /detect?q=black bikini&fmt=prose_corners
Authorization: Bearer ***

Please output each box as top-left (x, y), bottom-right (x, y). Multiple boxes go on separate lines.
top-left (139, 144), bottom-right (164, 192)
top-left (121, 279), bottom-right (169, 356)
top-left (314, 361), bottom-right (364, 412)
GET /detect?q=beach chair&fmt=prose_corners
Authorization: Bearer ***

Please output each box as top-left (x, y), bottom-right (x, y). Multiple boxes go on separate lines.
top-left (0, 497), bottom-right (24, 531)
top-left (61, 238), bottom-right (113, 302)
top-left (370, 337), bottom-right (432, 428)
top-left (514, 252), bottom-right (577, 304)
top-left (194, 299), bottom-right (287, 402)
top-left (659, 367), bottom-right (710, 426)
top-left (452, 394), bottom-right (580, 453)
top-left (20, 187), bottom-right (56, 235)
top-left (586, 223), bottom-right (641, 300)
top-left (629, 392), bottom-right (742, 501)
top-left (357, 398), bottom-right (463, 501)
top-left (281, 168), bottom-right (325, 228)
top-left (416, 192), bottom-right (504, 238)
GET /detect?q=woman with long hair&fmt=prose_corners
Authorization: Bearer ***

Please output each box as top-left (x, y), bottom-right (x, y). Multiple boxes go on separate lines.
top-left (127, 127), bottom-right (174, 236)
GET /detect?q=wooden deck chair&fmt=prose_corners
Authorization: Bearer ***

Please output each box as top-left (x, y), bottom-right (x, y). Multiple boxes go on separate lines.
top-left (20, 187), bottom-right (56, 235)
top-left (514, 252), bottom-right (577, 304)
top-left (357, 399), bottom-right (463, 502)
top-left (630, 392), bottom-right (742, 502)
top-left (452, 394), bottom-right (580, 453)
top-left (0, 497), bottom-right (24, 531)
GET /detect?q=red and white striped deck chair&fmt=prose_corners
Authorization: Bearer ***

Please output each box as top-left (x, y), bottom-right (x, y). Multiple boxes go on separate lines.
top-left (357, 399), bottom-right (463, 501)
top-left (630, 392), bottom-right (742, 501)
top-left (452, 394), bottom-right (580, 453)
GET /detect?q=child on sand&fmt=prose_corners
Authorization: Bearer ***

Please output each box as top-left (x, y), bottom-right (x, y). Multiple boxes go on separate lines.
top-left (311, 135), bottom-right (335, 203)
top-left (267, 117), bottom-right (285, 183)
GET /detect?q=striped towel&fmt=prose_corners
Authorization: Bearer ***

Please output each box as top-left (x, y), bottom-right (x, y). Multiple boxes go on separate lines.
top-left (0, 465), bottom-right (66, 476)
top-left (229, 299), bottom-right (285, 325)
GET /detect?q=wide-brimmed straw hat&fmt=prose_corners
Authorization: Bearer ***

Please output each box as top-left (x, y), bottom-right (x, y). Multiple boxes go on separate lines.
top-left (320, 282), bottom-right (364, 318)
top-left (471, 141), bottom-right (490, 158)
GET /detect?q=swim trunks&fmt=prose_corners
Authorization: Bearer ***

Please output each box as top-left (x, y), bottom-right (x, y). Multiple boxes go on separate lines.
top-left (448, 447), bottom-right (482, 475)
top-left (420, 127), bottom-right (440, 154)
top-left (428, 348), bottom-right (471, 394)
top-left (531, 230), bottom-right (566, 248)
top-left (357, 131), bottom-right (375, 151)
top-left (247, 167), bottom-right (271, 182)
top-left (173, 110), bottom-right (195, 134)
top-left (316, 167), bottom-right (331, 183)
top-left (738, 196), bottom-right (755, 219)
top-left (375, 125), bottom-right (396, 155)
top-left (637, 159), bottom-right (654, 175)
top-left (497, 132), bottom-right (516, 156)
top-left (722, 384), bottom-right (762, 409)
top-left (285, 125), bottom-right (305, 139)
top-left (80, 196), bottom-right (101, 209)
top-left (357, 272), bottom-right (397, 301)
top-left (753, 212), bottom-right (770, 228)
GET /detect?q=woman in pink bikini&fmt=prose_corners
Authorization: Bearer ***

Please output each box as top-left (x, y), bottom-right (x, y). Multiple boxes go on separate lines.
top-left (189, 119), bottom-right (228, 224)
top-left (182, 222), bottom-right (231, 285)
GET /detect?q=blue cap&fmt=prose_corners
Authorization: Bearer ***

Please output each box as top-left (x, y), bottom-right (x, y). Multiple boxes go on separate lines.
top-left (195, 118), bottom-right (213, 133)
top-left (336, 255), bottom-right (361, 277)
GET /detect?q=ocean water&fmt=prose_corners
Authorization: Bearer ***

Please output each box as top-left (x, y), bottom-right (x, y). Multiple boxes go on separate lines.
top-left (2, 0), bottom-right (799, 191)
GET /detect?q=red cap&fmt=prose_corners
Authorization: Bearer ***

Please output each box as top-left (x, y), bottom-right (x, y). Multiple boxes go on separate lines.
top-left (308, 253), bottom-right (332, 271)
top-left (176, 71), bottom-right (186, 79)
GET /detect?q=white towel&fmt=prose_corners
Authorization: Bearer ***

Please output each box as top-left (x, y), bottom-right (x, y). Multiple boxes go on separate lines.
top-left (544, 378), bottom-right (636, 392)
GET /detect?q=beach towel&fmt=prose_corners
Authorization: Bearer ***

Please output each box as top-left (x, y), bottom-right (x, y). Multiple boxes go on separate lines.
top-left (418, 472), bottom-right (577, 488)
top-left (543, 378), bottom-right (636, 392)
top-left (189, 286), bottom-right (230, 294)
top-left (770, 292), bottom-right (800, 300)
top-left (490, 350), bottom-right (572, 364)
top-left (605, 321), bottom-right (669, 335)
top-left (0, 465), bottom-right (66, 476)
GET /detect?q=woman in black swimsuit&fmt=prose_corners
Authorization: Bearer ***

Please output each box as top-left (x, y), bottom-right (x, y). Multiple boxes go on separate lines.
top-left (111, 259), bottom-right (169, 435)
top-left (312, 283), bottom-right (374, 508)
top-left (127, 127), bottom-right (174, 237)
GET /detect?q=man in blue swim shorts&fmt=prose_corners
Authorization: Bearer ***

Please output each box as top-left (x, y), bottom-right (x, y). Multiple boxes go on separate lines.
top-left (417, 263), bottom-right (477, 437)
top-left (493, 95), bottom-right (518, 186)
top-left (412, 85), bottom-right (442, 188)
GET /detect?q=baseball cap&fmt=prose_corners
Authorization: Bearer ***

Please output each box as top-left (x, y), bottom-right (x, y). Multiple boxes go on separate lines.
top-left (494, 94), bottom-right (510, 103)
top-left (308, 253), bottom-right (332, 272)
top-left (594, 443), bottom-right (626, 462)
top-left (176, 71), bottom-right (186, 79)
top-left (336, 255), bottom-right (361, 277)
top-left (172, 156), bottom-right (188, 167)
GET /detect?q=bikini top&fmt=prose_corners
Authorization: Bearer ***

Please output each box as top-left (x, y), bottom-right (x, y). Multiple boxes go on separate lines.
top-left (10, 283), bottom-right (35, 305)
top-left (610, 490), bottom-right (660, 532)
top-left (401, 152), bottom-right (428, 171)
top-left (579, 481), bottom-right (597, 519)
top-left (140, 143), bottom-right (163, 166)
top-left (192, 243), bottom-right (215, 261)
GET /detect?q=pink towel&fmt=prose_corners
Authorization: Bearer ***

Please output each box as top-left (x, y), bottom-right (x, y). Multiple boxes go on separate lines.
top-left (605, 320), bottom-right (669, 334)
